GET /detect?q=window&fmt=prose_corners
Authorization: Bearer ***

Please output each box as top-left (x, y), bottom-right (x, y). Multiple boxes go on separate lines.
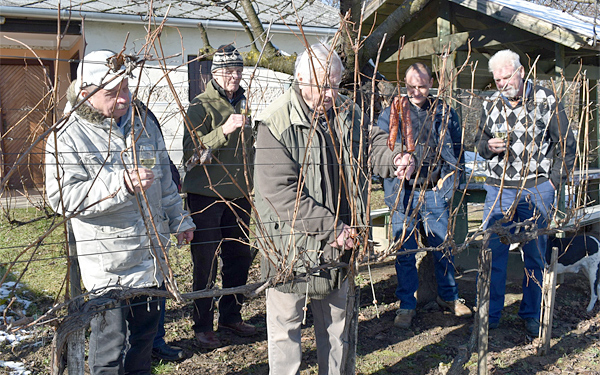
top-left (187, 56), bottom-right (213, 101)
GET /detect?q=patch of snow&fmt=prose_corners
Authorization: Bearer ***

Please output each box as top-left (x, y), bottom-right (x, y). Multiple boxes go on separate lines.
top-left (0, 330), bottom-right (32, 347)
top-left (0, 281), bottom-right (31, 313)
top-left (1, 282), bottom-right (33, 375)
top-left (0, 360), bottom-right (31, 375)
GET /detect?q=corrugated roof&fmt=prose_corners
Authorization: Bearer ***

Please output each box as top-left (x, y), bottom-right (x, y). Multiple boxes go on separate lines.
top-left (0, 0), bottom-right (340, 29)
top-left (451, 0), bottom-right (598, 48)
top-left (489, 0), bottom-right (597, 40)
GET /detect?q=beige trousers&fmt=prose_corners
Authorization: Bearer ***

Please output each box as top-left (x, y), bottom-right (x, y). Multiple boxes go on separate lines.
top-left (265, 282), bottom-right (348, 375)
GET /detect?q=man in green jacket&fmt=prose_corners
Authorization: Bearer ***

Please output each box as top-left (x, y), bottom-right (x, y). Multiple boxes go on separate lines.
top-left (254, 44), bottom-right (411, 374)
top-left (182, 44), bottom-right (256, 349)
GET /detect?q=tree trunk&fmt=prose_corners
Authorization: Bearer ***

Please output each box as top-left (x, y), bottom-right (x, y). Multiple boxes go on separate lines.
top-left (415, 251), bottom-right (438, 305)
top-left (359, 0), bottom-right (433, 69)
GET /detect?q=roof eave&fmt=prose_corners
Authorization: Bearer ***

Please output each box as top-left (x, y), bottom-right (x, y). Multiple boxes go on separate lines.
top-left (0, 6), bottom-right (338, 37)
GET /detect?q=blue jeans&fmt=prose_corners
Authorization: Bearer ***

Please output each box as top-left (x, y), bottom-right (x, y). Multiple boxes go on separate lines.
top-left (482, 181), bottom-right (555, 324)
top-left (388, 187), bottom-right (458, 310)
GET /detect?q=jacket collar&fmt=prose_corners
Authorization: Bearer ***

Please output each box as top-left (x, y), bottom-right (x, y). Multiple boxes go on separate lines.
top-left (210, 79), bottom-right (245, 106)
top-left (70, 102), bottom-right (130, 133)
top-left (289, 81), bottom-right (312, 128)
top-left (66, 79), bottom-right (132, 132)
top-left (289, 81), bottom-right (347, 129)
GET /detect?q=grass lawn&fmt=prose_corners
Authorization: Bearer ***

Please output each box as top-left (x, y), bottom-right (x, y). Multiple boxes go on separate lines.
top-left (0, 207), bottom-right (68, 305)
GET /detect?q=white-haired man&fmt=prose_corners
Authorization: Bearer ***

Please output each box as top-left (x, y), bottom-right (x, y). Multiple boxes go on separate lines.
top-left (45, 50), bottom-right (195, 374)
top-left (477, 49), bottom-right (576, 337)
top-left (254, 44), bottom-right (411, 374)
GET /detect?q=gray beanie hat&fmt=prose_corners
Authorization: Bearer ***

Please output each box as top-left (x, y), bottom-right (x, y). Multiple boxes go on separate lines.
top-left (211, 45), bottom-right (243, 73)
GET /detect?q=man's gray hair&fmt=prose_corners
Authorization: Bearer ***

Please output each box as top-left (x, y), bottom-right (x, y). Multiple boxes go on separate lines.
top-left (294, 44), bottom-right (343, 81)
top-left (488, 49), bottom-right (522, 73)
top-left (77, 84), bottom-right (98, 101)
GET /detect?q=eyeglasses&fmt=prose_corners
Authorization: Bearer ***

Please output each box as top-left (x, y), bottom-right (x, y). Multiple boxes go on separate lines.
top-left (215, 68), bottom-right (243, 77)
top-left (299, 81), bottom-right (340, 91)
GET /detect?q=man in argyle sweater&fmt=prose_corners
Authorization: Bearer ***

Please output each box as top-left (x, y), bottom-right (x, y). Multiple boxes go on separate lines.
top-left (477, 49), bottom-right (576, 337)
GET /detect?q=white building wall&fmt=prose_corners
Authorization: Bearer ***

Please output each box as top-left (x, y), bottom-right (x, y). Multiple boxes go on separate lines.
top-left (83, 21), bottom-right (322, 165)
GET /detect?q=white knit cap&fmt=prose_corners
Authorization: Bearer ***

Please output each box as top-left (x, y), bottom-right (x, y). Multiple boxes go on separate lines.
top-left (76, 50), bottom-right (127, 91)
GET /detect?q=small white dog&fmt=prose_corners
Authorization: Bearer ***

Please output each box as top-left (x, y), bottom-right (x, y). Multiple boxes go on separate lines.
top-left (547, 235), bottom-right (600, 312)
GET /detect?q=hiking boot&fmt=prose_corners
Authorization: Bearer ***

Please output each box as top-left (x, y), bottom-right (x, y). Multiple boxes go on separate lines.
top-left (152, 342), bottom-right (185, 362)
top-left (524, 318), bottom-right (540, 337)
top-left (436, 297), bottom-right (473, 317)
top-left (218, 321), bottom-right (257, 337)
top-left (195, 331), bottom-right (221, 349)
top-left (394, 308), bottom-right (416, 328)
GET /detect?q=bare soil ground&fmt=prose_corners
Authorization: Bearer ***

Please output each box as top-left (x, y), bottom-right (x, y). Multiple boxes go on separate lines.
top-left (4, 256), bottom-right (600, 374)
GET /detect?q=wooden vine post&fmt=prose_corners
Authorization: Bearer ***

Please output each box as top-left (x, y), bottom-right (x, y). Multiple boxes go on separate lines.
top-left (538, 246), bottom-right (559, 356)
top-left (66, 222), bottom-right (85, 375)
top-left (340, 267), bottom-right (359, 375)
top-left (477, 248), bottom-right (492, 375)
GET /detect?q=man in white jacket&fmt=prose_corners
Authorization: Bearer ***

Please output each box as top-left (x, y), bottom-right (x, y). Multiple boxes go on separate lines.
top-left (45, 50), bottom-right (195, 374)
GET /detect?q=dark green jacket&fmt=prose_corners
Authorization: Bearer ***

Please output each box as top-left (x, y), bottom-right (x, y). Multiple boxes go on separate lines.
top-left (254, 82), bottom-right (400, 297)
top-left (182, 80), bottom-right (253, 198)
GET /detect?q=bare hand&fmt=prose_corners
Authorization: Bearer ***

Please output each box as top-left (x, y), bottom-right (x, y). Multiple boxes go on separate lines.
top-left (176, 229), bottom-right (194, 247)
top-left (393, 153), bottom-right (415, 180)
top-left (488, 138), bottom-right (506, 154)
top-left (222, 114), bottom-right (247, 136)
top-left (124, 168), bottom-right (154, 193)
top-left (329, 224), bottom-right (357, 250)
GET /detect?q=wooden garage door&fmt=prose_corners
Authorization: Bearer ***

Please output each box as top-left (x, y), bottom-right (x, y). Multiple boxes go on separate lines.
top-left (0, 63), bottom-right (51, 190)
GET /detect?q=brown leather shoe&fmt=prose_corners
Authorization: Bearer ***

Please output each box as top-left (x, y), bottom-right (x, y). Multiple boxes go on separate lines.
top-left (437, 296), bottom-right (473, 318)
top-left (195, 331), bottom-right (221, 349)
top-left (218, 321), bottom-right (257, 337)
top-left (393, 308), bottom-right (416, 328)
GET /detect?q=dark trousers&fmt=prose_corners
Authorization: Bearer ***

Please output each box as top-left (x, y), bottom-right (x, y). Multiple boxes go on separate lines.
top-left (187, 194), bottom-right (253, 333)
top-left (88, 293), bottom-right (161, 375)
top-left (152, 292), bottom-right (167, 348)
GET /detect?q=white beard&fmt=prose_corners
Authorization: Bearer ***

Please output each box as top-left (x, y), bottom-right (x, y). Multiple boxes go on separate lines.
top-left (502, 86), bottom-right (520, 99)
